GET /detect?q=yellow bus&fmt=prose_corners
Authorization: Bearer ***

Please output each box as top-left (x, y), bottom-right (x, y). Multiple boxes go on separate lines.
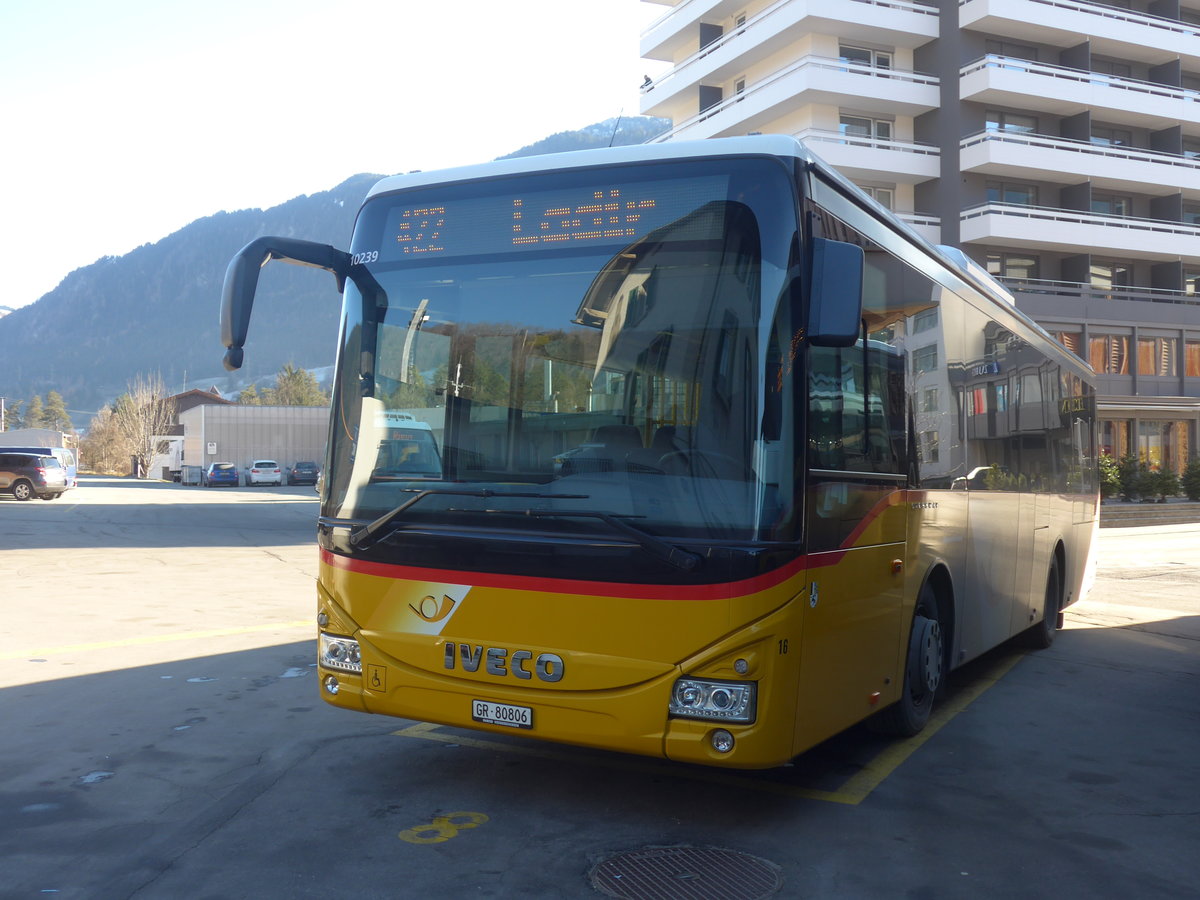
top-left (221, 136), bottom-right (1097, 768)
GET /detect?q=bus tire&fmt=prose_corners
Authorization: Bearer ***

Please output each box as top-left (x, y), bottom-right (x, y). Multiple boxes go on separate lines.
top-left (1020, 557), bottom-right (1061, 650)
top-left (11, 480), bottom-right (34, 501)
top-left (873, 582), bottom-right (943, 737)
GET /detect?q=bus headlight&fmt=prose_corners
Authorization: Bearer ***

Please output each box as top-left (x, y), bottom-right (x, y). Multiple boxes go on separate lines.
top-left (669, 678), bottom-right (756, 723)
top-left (320, 633), bottom-right (362, 674)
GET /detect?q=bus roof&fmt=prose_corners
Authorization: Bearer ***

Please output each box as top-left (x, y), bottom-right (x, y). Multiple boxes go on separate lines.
top-left (365, 135), bottom-right (813, 200)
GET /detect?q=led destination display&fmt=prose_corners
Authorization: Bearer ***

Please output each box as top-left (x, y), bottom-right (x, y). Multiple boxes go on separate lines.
top-left (378, 175), bottom-right (728, 261)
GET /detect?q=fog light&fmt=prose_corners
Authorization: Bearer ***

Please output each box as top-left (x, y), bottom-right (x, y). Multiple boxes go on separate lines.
top-left (324, 675), bottom-right (340, 695)
top-left (710, 729), bottom-right (735, 753)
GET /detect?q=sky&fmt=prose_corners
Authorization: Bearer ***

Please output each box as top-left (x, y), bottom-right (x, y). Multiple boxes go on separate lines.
top-left (0, 0), bottom-right (669, 311)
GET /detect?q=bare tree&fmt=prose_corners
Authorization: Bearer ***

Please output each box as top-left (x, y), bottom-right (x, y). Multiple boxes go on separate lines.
top-left (79, 405), bottom-right (129, 475)
top-left (112, 373), bottom-right (177, 477)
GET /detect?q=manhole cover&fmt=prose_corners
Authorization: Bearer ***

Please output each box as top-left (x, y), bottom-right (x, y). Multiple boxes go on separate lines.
top-left (589, 846), bottom-right (782, 900)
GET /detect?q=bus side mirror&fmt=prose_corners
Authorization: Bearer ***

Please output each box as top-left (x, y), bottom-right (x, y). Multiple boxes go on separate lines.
top-left (807, 237), bottom-right (864, 347)
top-left (221, 237), bottom-right (352, 371)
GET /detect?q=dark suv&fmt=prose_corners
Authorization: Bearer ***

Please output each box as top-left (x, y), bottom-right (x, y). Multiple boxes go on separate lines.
top-left (287, 461), bottom-right (320, 485)
top-left (0, 452), bottom-right (68, 501)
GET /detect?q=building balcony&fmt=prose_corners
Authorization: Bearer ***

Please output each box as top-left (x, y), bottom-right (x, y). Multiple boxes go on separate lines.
top-left (641, 0), bottom-right (938, 76)
top-left (959, 56), bottom-right (1200, 131)
top-left (960, 130), bottom-right (1200, 197)
top-left (645, 55), bottom-right (939, 139)
top-left (960, 202), bottom-right (1200, 261)
top-left (798, 128), bottom-right (940, 183)
top-left (961, 0), bottom-right (1200, 67)
top-left (1000, 277), bottom-right (1200, 310)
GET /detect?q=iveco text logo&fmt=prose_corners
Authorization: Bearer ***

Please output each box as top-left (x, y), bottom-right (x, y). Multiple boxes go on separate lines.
top-left (443, 643), bottom-right (564, 682)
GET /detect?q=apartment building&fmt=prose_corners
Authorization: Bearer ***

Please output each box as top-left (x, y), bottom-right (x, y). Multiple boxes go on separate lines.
top-left (640, 0), bottom-right (1200, 474)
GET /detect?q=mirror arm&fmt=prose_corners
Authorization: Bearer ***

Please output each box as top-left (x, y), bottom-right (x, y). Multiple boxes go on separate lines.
top-left (221, 237), bottom-right (352, 371)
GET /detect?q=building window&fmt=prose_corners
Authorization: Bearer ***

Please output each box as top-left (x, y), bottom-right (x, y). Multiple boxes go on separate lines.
top-left (1091, 260), bottom-right (1133, 289)
top-left (987, 252), bottom-right (1039, 279)
top-left (985, 39), bottom-right (1037, 62)
top-left (1092, 193), bottom-right (1133, 216)
top-left (839, 115), bottom-right (892, 143)
top-left (1053, 332), bottom-right (1083, 357)
top-left (857, 185), bottom-right (894, 210)
top-left (921, 388), bottom-right (939, 413)
top-left (1138, 337), bottom-right (1177, 376)
top-left (734, 77), bottom-right (745, 96)
top-left (912, 344), bottom-right (938, 375)
top-left (1184, 137), bottom-right (1200, 159)
top-left (1184, 203), bottom-right (1200, 225)
top-left (912, 307), bottom-right (939, 334)
top-left (919, 430), bottom-right (940, 464)
top-left (1092, 58), bottom-right (1133, 79)
top-left (986, 181), bottom-right (1038, 206)
top-left (1091, 125), bottom-right (1132, 147)
top-left (1089, 335), bottom-right (1130, 374)
top-left (1186, 340), bottom-right (1200, 377)
top-left (985, 110), bottom-right (1037, 133)
top-left (840, 45), bottom-right (892, 70)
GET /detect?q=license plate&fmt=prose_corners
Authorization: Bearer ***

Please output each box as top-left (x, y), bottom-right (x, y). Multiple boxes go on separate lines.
top-left (471, 699), bottom-right (533, 729)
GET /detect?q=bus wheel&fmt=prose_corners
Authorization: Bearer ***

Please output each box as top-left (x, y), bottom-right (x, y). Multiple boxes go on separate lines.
top-left (11, 480), bottom-right (34, 501)
top-left (1020, 558), bottom-right (1061, 650)
top-left (874, 584), bottom-right (943, 736)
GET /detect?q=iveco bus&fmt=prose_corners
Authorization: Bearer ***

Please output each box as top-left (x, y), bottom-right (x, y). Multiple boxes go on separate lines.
top-left (220, 136), bottom-right (1097, 768)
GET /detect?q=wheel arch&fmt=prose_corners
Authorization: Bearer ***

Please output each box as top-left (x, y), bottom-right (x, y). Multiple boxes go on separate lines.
top-left (918, 562), bottom-right (957, 674)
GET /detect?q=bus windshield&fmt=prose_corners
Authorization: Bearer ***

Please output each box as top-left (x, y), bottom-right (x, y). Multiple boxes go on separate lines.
top-left (324, 157), bottom-right (800, 546)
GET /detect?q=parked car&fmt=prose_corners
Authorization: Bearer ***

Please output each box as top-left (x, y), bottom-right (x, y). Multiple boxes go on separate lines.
top-left (203, 462), bottom-right (240, 487)
top-left (247, 459), bottom-right (283, 486)
top-left (287, 461), bottom-right (320, 485)
top-left (0, 452), bottom-right (68, 501)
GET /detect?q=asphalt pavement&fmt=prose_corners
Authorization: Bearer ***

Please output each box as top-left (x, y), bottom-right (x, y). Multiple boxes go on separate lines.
top-left (1, 477), bottom-right (1197, 899)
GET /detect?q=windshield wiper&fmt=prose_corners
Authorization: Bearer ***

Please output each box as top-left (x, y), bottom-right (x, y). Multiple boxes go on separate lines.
top-left (348, 488), bottom-right (589, 550)
top-left (454, 506), bottom-right (703, 572)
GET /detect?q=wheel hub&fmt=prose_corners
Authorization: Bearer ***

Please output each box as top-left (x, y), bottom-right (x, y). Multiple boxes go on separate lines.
top-left (910, 615), bottom-right (943, 695)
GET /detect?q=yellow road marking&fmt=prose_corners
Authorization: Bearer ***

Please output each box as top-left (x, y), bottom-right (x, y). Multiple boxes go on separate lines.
top-left (0, 620), bottom-right (312, 660)
top-left (393, 651), bottom-right (1026, 805)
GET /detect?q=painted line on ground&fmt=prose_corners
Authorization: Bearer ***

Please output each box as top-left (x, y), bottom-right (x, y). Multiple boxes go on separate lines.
top-left (392, 651), bottom-right (1026, 805)
top-left (0, 621), bottom-right (312, 660)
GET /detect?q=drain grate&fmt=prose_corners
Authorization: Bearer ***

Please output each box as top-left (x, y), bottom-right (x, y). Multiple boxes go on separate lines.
top-left (589, 846), bottom-right (782, 900)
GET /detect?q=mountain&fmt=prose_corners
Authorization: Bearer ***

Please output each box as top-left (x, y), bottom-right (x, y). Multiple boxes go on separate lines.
top-left (0, 117), bottom-right (670, 415)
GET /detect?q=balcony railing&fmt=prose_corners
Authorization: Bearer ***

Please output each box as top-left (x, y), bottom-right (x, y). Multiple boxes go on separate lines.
top-left (799, 128), bottom-right (940, 158)
top-left (961, 0), bottom-right (1200, 40)
top-left (960, 54), bottom-right (1200, 106)
top-left (960, 129), bottom-right (1200, 174)
top-left (651, 55), bottom-right (938, 141)
top-left (962, 201), bottom-right (1200, 239)
top-left (999, 276), bottom-right (1200, 307)
top-left (643, 0), bottom-right (937, 95)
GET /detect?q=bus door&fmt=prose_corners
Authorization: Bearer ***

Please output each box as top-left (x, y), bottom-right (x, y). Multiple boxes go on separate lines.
top-left (797, 337), bottom-right (909, 747)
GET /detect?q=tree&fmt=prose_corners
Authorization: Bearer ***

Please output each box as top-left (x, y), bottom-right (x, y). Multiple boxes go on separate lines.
top-left (112, 373), bottom-right (177, 477)
top-left (246, 363), bottom-right (328, 406)
top-left (238, 384), bottom-right (264, 405)
top-left (24, 395), bottom-right (45, 429)
top-left (43, 391), bottom-right (73, 433)
top-left (79, 405), bottom-right (130, 475)
top-left (1, 399), bottom-right (21, 431)
top-left (271, 362), bottom-right (328, 406)
top-left (1183, 458), bottom-right (1200, 502)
